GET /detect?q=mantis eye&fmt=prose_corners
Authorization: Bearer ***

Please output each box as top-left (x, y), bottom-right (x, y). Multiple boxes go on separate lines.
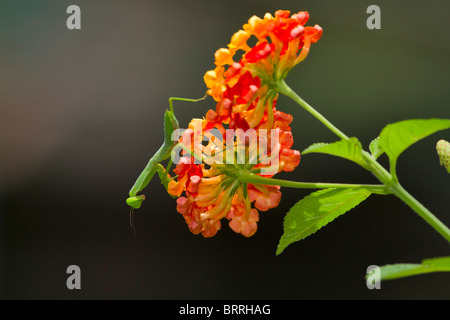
top-left (126, 195), bottom-right (146, 209)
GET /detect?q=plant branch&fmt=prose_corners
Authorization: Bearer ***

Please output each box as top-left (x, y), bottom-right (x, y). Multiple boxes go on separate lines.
top-left (276, 80), bottom-right (349, 141)
top-left (391, 183), bottom-right (450, 242)
top-left (237, 172), bottom-right (389, 195)
top-left (276, 79), bottom-right (450, 243)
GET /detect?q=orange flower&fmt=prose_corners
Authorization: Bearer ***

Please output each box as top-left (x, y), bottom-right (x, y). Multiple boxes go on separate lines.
top-left (165, 10), bottom-right (310, 238)
top-left (168, 110), bottom-right (300, 237)
top-left (204, 10), bottom-right (322, 130)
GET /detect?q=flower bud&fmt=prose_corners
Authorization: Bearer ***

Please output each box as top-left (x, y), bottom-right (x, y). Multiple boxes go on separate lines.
top-left (436, 139), bottom-right (450, 173)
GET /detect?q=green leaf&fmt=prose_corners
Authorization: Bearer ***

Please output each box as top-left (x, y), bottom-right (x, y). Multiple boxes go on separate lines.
top-left (302, 137), bottom-right (368, 168)
top-left (277, 188), bottom-right (372, 255)
top-left (374, 256), bottom-right (450, 281)
top-left (369, 137), bottom-right (384, 159)
top-left (379, 118), bottom-right (450, 163)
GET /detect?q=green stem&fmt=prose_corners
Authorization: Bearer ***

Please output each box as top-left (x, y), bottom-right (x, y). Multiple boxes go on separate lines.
top-left (362, 151), bottom-right (392, 185)
top-left (390, 183), bottom-right (450, 242)
top-left (277, 80), bottom-right (392, 184)
top-left (276, 80), bottom-right (349, 141)
top-left (389, 158), bottom-right (399, 183)
top-left (276, 79), bottom-right (450, 243)
top-left (238, 172), bottom-right (389, 195)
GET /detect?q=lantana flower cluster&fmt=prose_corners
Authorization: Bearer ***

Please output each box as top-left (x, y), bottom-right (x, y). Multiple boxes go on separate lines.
top-left (204, 10), bottom-right (322, 130)
top-left (167, 10), bottom-right (322, 237)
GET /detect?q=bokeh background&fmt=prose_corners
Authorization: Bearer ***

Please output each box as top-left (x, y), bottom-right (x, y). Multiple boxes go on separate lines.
top-left (0, 0), bottom-right (449, 299)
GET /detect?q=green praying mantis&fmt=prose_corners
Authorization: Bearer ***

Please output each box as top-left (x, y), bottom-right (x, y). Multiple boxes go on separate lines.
top-left (126, 95), bottom-right (206, 234)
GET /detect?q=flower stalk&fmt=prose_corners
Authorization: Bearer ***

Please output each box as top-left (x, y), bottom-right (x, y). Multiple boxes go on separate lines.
top-left (276, 79), bottom-right (450, 243)
top-left (237, 172), bottom-right (389, 195)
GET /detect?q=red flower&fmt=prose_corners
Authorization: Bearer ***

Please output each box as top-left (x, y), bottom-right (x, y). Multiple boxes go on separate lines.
top-left (204, 10), bottom-right (322, 130)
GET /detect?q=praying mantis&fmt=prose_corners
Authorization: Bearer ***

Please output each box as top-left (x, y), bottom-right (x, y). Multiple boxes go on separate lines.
top-left (126, 95), bottom-right (206, 233)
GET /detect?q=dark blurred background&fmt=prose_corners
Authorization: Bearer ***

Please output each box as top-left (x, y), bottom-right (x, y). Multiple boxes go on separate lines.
top-left (0, 0), bottom-right (449, 299)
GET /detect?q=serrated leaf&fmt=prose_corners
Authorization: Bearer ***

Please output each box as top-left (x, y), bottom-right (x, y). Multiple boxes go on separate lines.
top-left (369, 137), bottom-right (384, 159)
top-left (277, 188), bottom-right (372, 255)
top-left (374, 256), bottom-right (450, 281)
top-left (379, 118), bottom-right (450, 163)
top-left (302, 137), bottom-right (368, 168)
